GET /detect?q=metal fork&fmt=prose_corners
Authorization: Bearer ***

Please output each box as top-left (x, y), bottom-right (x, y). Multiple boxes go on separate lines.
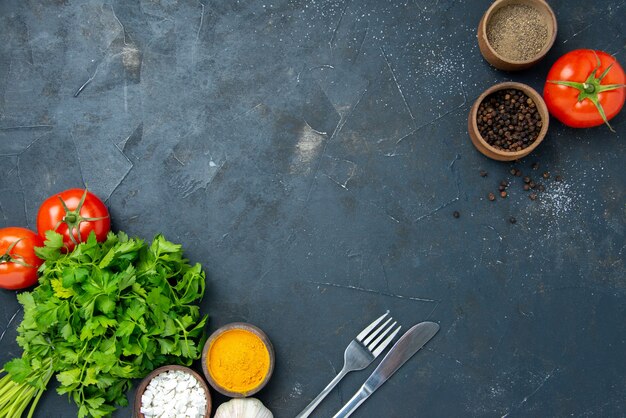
top-left (295, 311), bottom-right (401, 418)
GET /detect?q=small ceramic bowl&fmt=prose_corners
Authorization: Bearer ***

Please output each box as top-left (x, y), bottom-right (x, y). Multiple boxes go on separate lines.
top-left (134, 365), bottom-right (212, 418)
top-left (477, 0), bottom-right (557, 71)
top-left (202, 322), bottom-right (275, 397)
top-left (468, 81), bottom-right (549, 161)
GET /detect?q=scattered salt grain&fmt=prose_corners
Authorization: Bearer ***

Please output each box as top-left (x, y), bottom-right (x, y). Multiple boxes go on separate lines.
top-left (538, 179), bottom-right (574, 217)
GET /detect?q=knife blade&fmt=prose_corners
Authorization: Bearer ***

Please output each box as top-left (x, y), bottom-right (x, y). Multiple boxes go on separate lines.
top-left (331, 321), bottom-right (439, 418)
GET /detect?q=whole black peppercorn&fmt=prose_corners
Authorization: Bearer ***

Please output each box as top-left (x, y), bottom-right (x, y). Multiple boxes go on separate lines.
top-left (453, 211), bottom-right (460, 218)
top-left (509, 216), bottom-right (517, 224)
top-left (488, 193), bottom-right (496, 201)
top-left (480, 170), bottom-right (488, 177)
top-left (529, 193), bottom-right (537, 201)
top-left (476, 89), bottom-right (542, 152)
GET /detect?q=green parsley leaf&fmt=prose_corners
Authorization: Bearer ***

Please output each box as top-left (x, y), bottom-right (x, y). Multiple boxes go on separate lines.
top-left (34, 230), bottom-right (64, 261)
top-left (4, 358), bottom-right (33, 383)
top-left (57, 368), bottom-right (81, 387)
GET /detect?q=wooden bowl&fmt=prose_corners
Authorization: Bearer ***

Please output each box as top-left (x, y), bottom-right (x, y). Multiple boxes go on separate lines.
top-left (468, 82), bottom-right (549, 161)
top-left (477, 0), bottom-right (557, 71)
top-left (134, 365), bottom-right (212, 418)
top-left (201, 322), bottom-right (275, 397)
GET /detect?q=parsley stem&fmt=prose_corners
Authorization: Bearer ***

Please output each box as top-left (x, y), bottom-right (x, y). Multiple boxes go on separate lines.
top-left (0, 374), bottom-right (14, 397)
top-left (8, 386), bottom-right (34, 416)
top-left (0, 360), bottom-right (54, 417)
top-left (0, 378), bottom-right (34, 417)
top-left (26, 366), bottom-right (53, 418)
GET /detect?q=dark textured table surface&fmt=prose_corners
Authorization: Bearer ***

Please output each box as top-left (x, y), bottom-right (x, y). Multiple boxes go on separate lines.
top-left (1, 0), bottom-right (625, 417)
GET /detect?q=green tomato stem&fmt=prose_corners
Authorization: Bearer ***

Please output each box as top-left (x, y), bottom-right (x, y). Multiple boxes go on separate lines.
top-left (0, 238), bottom-right (34, 267)
top-left (64, 213), bottom-right (78, 224)
top-left (56, 188), bottom-right (110, 245)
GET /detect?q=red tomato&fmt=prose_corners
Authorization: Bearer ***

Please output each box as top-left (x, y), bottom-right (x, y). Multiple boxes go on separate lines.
top-left (543, 49), bottom-right (625, 131)
top-left (0, 227), bottom-right (44, 290)
top-left (37, 189), bottom-right (110, 252)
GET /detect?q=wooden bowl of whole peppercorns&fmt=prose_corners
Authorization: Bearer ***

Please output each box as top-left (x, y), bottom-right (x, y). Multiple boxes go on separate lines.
top-left (468, 81), bottom-right (549, 161)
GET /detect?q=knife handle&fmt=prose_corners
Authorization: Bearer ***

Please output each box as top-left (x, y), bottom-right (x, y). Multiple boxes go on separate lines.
top-left (332, 387), bottom-right (370, 418)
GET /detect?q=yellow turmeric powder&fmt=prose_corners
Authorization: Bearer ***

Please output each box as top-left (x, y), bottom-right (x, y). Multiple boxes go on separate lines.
top-left (207, 328), bottom-right (270, 393)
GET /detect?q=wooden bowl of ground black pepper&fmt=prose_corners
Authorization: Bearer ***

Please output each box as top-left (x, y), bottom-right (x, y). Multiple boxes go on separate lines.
top-left (468, 82), bottom-right (549, 161)
top-left (478, 0), bottom-right (557, 71)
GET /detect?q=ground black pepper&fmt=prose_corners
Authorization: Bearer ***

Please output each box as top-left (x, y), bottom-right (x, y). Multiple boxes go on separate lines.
top-left (477, 89), bottom-right (542, 152)
top-left (486, 4), bottom-right (549, 62)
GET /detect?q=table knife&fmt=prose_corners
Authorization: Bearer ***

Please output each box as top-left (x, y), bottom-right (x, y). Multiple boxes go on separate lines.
top-left (331, 321), bottom-right (439, 418)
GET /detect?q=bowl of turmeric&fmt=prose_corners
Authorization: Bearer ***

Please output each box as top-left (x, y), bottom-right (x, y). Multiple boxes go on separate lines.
top-left (201, 322), bottom-right (275, 397)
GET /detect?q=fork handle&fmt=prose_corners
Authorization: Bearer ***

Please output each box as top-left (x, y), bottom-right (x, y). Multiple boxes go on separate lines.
top-left (295, 369), bottom-right (348, 418)
top-left (331, 387), bottom-right (369, 418)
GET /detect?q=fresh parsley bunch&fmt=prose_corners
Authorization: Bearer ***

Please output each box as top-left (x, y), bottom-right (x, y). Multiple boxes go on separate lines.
top-left (0, 231), bottom-right (207, 418)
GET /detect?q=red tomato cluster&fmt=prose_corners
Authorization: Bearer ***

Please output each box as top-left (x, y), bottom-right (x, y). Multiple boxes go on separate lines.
top-left (0, 189), bottom-right (110, 290)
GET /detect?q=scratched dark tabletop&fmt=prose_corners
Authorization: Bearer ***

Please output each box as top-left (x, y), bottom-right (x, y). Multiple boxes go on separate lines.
top-left (1, 0), bottom-right (625, 417)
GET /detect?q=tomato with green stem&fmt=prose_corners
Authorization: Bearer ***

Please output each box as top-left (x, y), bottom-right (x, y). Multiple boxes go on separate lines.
top-left (36, 189), bottom-right (110, 252)
top-left (0, 227), bottom-right (44, 290)
top-left (544, 49), bottom-right (625, 132)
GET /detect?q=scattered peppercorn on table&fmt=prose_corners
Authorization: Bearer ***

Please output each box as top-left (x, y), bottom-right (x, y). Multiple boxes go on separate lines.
top-left (0, 0), bottom-right (624, 417)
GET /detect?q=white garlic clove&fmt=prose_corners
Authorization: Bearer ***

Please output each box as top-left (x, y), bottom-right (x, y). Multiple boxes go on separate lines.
top-left (213, 398), bottom-right (273, 418)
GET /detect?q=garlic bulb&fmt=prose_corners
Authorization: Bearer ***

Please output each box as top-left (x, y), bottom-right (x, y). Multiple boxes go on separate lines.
top-left (214, 398), bottom-right (273, 418)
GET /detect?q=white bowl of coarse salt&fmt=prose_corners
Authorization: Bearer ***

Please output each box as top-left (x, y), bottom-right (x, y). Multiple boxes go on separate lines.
top-left (134, 365), bottom-right (212, 418)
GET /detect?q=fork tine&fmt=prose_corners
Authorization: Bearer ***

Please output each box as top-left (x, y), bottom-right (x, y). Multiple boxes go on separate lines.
top-left (366, 320), bottom-right (397, 351)
top-left (371, 325), bottom-right (401, 357)
top-left (361, 317), bottom-right (393, 346)
top-left (355, 311), bottom-right (389, 341)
